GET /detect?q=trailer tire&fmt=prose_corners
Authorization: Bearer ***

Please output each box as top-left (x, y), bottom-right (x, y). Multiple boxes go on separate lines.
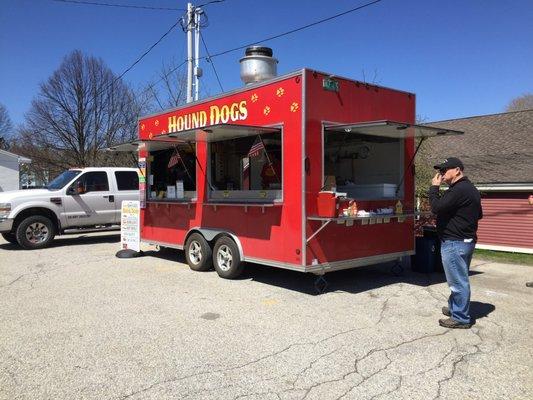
top-left (213, 236), bottom-right (243, 279)
top-left (15, 215), bottom-right (56, 250)
top-left (1, 232), bottom-right (18, 244)
top-left (184, 233), bottom-right (213, 271)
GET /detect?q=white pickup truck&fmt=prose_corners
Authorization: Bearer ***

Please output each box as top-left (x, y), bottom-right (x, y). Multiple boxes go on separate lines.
top-left (0, 167), bottom-right (139, 249)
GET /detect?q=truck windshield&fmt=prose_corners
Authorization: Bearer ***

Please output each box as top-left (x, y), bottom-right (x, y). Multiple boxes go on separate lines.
top-left (47, 170), bottom-right (81, 190)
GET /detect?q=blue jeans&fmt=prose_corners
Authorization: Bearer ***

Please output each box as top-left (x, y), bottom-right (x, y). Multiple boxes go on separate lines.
top-left (440, 240), bottom-right (476, 324)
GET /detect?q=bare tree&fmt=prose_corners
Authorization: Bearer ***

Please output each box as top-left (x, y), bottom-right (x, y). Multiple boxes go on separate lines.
top-left (17, 50), bottom-right (145, 169)
top-left (0, 103), bottom-right (13, 150)
top-left (145, 59), bottom-right (188, 110)
top-left (505, 93), bottom-right (533, 112)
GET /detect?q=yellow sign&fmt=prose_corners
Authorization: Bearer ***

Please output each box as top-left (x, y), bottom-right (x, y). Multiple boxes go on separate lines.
top-left (167, 100), bottom-right (248, 133)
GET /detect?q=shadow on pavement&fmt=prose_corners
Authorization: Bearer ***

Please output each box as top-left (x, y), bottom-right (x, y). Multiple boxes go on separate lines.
top-left (470, 301), bottom-right (495, 321)
top-left (0, 233), bottom-right (121, 251)
top-left (240, 261), bottom-right (481, 296)
top-left (142, 247), bottom-right (187, 264)
top-left (129, 248), bottom-right (484, 296)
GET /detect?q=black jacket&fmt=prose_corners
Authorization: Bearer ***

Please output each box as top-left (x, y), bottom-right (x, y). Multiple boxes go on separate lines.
top-left (428, 177), bottom-right (483, 241)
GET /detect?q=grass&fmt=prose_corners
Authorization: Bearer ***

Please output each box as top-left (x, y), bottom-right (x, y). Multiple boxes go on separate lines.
top-left (474, 249), bottom-right (533, 266)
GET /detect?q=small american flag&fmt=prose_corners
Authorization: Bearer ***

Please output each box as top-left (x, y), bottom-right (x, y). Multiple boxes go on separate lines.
top-left (248, 139), bottom-right (265, 158)
top-left (168, 148), bottom-right (181, 169)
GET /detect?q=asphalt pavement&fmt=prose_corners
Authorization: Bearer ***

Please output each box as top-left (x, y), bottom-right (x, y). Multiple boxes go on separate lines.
top-left (1, 232), bottom-right (532, 400)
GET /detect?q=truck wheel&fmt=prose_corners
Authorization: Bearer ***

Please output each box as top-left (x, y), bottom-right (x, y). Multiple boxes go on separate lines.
top-left (184, 233), bottom-right (213, 271)
top-left (213, 236), bottom-right (244, 279)
top-left (1, 232), bottom-right (17, 244)
top-left (15, 215), bottom-right (56, 250)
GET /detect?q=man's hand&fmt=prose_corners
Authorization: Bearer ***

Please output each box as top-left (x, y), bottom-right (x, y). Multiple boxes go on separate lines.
top-left (431, 172), bottom-right (443, 186)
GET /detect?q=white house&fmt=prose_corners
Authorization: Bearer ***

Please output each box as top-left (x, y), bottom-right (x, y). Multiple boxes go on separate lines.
top-left (0, 149), bottom-right (31, 192)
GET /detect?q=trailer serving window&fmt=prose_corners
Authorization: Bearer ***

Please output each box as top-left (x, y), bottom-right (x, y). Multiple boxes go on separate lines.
top-left (324, 121), bottom-right (463, 200)
top-left (206, 125), bottom-right (282, 202)
top-left (146, 141), bottom-right (197, 201)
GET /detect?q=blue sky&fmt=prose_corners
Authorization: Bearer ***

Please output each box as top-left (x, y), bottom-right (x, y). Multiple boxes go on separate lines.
top-left (1, 0), bottom-right (532, 126)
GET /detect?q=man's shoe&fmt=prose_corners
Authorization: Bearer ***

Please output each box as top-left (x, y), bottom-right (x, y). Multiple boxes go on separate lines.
top-left (439, 317), bottom-right (472, 329)
top-left (442, 306), bottom-right (451, 317)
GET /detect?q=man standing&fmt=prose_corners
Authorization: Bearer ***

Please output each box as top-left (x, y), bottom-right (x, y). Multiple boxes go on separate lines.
top-left (429, 157), bottom-right (482, 329)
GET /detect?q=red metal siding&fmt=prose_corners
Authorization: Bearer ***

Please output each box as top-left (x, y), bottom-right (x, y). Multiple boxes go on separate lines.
top-left (478, 192), bottom-right (533, 249)
top-left (138, 75), bottom-right (304, 266)
top-left (304, 72), bottom-right (416, 264)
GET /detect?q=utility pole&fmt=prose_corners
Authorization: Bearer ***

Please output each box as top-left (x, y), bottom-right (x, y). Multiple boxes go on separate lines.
top-left (186, 3), bottom-right (203, 103)
top-left (186, 3), bottom-right (193, 103)
top-left (194, 8), bottom-right (202, 101)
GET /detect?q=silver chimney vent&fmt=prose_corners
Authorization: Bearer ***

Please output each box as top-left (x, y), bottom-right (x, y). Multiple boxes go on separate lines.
top-left (239, 46), bottom-right (278, 85)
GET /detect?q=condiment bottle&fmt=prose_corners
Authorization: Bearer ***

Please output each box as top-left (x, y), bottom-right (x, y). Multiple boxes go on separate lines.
top-left (349, 200), bottom-right (357, 216)
top-left (395, 200), bottom-right (403, 215)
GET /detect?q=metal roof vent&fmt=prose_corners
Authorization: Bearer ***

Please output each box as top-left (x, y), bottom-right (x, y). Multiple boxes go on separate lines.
top-left (240, 46), bottom-right (278, 85)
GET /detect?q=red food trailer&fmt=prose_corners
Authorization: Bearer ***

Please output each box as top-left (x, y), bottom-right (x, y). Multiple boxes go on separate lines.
top-left (112, 48), bottom-right (461, 291)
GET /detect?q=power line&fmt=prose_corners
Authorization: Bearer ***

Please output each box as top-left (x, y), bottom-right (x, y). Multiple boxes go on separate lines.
top-left (119, 0), bottom-right (382, 109)
top-left (114, 20), bottom-right (181, 83)
top-left (52, 0), bottom-right (185, 11)
top-left (94, 20), bottom-right (181, 101)
top-left (204, 0), bottom-right (382, 60)
top-left (139, 60), bottom-right (188, 102)
top-left (52, 0), bottom-right (227, 11)
top-left (88, 0), bottom-right (383, 117)
top-left (200, 32), bottom-right (224, 93)
top-left (197, 0), bottom-right (226, 7)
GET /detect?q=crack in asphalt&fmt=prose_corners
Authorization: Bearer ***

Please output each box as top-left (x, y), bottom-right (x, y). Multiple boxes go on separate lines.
top-left (432, 321), bottom-right (504, 400)
top-left (117, 325), bottom-right (369, 399)
top-left (1, 255), bottom-right (112, 290)
top-left (333, 353), bottom-right (392, 400)
top-left (410, 345), bottom-right (456, 380)
top-left (376, 296), bottom-right (392, 325)
top-left (233, 390), bottom-right (281, 400)
top-left (296, 330), bottom-right (451, 400)
top-left (368, 374), bottom-right (402, 400)
top-left (1, 274), bottom-right (25, 288)
top-left (290, 347), bottom-right (341, 388)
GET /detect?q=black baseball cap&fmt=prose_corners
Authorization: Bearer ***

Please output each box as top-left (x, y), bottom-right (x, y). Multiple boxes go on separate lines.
top-left (433, 157), bottom-right (464, 171)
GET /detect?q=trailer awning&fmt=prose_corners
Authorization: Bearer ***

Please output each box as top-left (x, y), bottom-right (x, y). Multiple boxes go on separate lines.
top-left (106, 140), bottom-right (142, 152)
top-left (107, 125), bottom-right (281, 151)
top-left (324, 120), bottom-right (463, 138)
top-left (106, 138), bottom-right (185, 152)
top-left (162, 124), bottom-right (281, 143)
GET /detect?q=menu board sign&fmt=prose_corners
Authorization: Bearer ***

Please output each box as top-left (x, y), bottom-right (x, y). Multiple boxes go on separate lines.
top-left (120, 200), bottom-right (140, 252)
top-left (138, 158), bottom-right (146, 208)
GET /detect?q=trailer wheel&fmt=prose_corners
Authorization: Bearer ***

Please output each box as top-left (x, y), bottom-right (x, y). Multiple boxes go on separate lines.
top-left (184, 233), bottom-right (213, 271)
top-left (213, 236), bottom-right (243, 279)
top-left (15, 215), bottom-right (56, 250)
